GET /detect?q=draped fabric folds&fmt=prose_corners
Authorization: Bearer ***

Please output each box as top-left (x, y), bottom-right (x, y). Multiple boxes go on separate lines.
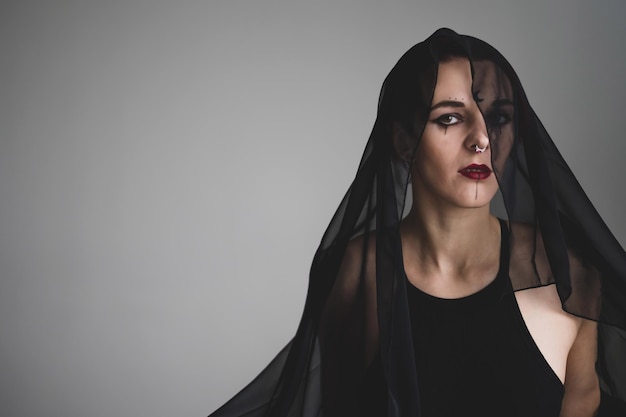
top-left (209, 29), bottom-right (626, 417)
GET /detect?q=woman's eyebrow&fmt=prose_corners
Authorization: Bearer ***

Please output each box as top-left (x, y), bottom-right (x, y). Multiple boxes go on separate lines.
top-left (430, 100), bottom-right (466, 111)
top-left (492, 98), bottom-right (514, 107)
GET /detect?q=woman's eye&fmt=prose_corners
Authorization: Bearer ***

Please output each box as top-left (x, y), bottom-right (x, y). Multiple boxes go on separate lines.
top-left (486, 112), bottom-right (511, 127)
top-left (435, 114), bottom-right (461, 126)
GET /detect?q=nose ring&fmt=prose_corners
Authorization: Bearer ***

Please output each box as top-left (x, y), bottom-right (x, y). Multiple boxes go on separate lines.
top-left (472, 144), bottom-right (487, 153)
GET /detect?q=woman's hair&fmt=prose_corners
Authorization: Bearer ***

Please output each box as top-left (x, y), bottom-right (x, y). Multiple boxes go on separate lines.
top-left (386, 33), bottom-right (473, 136)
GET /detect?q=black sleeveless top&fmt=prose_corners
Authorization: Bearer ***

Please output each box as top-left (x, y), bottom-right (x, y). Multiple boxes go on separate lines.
top-left (405, 219), bottom-right (564, 416)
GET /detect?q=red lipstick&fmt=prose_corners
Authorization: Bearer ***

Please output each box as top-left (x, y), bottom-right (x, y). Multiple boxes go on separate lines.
top-left (459, 164), bottom-right (492, 180)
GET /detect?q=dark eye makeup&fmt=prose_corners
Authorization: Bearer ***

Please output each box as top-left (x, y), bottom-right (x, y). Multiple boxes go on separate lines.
top-left (434, 113), bottom-right (463, 127)
top-left (484, 111), bottom-right (512, 127)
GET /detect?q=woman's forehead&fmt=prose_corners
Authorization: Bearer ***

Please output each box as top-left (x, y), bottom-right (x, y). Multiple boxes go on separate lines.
top-left (432, 58), bottom-right (473, 101)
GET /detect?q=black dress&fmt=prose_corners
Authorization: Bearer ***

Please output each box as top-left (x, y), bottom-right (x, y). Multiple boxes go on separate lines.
top-left (406, 220), bottom-right (564, 417)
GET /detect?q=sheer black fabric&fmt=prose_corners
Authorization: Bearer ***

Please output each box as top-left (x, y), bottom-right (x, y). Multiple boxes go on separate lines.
top-left (209, 29), bottom-right (626, 417)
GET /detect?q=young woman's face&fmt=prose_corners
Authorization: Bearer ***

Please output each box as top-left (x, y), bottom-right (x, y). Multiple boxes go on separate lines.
top-left (409, 57), bottom-right (513, 212)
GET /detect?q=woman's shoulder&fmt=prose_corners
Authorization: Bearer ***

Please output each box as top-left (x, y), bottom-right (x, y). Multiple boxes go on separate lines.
top-left (508, 220), bottom-right (601, 385)
top-left (508, 219), bottom-right (601, 302)
top-left (339, 233), bottom-right (377, 282)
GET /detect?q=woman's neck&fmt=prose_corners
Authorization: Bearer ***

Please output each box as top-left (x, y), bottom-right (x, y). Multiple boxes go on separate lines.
top-left (401, 206), bottom-right (500, 280)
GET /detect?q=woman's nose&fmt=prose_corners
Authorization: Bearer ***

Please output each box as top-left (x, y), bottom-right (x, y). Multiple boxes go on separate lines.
top-left (466, 114), bottom-right (490, 153)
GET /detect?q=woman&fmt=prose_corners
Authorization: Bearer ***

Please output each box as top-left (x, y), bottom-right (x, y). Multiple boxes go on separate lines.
top-left (210, 29), bottom-right (626, 416)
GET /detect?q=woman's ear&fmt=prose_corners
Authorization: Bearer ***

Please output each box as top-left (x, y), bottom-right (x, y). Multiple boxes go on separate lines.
top-left (392, 122), bottom-right (414, 163)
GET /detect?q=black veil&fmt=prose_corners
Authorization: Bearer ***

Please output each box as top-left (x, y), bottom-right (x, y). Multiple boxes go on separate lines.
top-left (209, 28), bottom-right (626, 417)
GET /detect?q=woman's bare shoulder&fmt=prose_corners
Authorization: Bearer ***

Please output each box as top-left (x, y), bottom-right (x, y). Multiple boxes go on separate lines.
top-left (507, 221), bottom-right (601, 386)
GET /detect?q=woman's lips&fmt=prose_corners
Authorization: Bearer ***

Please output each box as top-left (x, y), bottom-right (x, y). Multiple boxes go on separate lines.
top-left (458, 164), bottom-right (492, 180)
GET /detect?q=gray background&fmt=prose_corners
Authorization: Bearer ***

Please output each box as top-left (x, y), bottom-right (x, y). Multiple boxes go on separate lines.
top-left (2, 1), bottom-right (625, 416)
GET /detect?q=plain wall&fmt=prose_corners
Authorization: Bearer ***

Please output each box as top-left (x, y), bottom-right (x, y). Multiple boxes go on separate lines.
top-left (2, 1), bottom-right (625, 416)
